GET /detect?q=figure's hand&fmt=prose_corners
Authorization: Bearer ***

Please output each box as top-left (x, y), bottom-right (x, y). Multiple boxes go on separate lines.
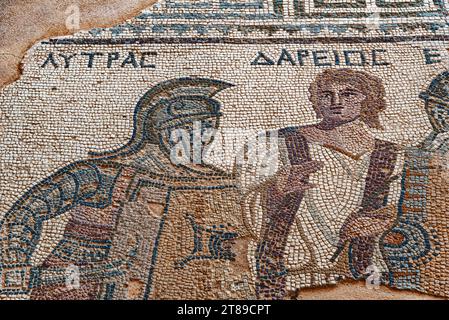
top-left (330, 205), bottom-right (397, 263)
top-left (337, 204), bottom-right (397, 245)
top-left (272, 161), bottom-right (323, 195)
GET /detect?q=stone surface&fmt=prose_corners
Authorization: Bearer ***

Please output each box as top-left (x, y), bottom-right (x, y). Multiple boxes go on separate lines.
top-left (0, 0), bottom-right (156, 88)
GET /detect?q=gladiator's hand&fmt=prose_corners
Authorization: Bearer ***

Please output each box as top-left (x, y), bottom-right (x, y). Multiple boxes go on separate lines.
top-left (272, 160), bottom-right (323, 195)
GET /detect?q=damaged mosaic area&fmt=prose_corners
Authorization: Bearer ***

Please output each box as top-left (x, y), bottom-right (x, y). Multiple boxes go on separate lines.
top-left (0, 0), bottom-right (448, 300)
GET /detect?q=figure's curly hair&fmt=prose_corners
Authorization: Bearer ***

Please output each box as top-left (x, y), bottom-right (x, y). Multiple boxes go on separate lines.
top-left (308, 69), bottom-right (387, 129)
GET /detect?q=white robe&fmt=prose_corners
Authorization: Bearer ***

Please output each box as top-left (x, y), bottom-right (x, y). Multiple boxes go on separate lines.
top-left (241, 134), bottom-right (403, 290)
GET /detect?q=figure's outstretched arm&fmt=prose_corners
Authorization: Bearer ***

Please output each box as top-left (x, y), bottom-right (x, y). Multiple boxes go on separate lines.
top-left (0, 161), bottom-right (110, 295)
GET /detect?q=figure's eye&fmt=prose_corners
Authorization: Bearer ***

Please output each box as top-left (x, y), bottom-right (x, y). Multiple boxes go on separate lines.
top-left (202, 119), bottom-right (214, 128)
top-left (341, 91), bottom-right (357, 98)
top-left (318, 92), bottom-right (332, 100)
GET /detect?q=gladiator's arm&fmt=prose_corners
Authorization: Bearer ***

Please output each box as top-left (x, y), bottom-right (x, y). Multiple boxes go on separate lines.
top-left (0, 161), bottom-right (109, 295)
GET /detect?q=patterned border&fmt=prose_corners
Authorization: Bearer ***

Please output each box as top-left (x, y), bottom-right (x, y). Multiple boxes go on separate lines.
top-left (139, 0), bottom-right (284, 20)
top-left (294, 0), bottom-right (446, 18)
top-left (313, 0), bottom-right (367, 9)
top-left (220, 0), bottom-right (265, 9)
top-left (375, 0), bottom-right (423, 8)
top-left (294, 0), bottom-right (370, 18)
top-left (44, 34), bottom-right (449, 45)
top-left (166, 0), bottom-right (213, 9)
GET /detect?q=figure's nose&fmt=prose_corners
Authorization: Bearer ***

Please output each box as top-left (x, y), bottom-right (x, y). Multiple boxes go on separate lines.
top-left (329, 92), bottom-right (341, 106)
top-left (333, 92), bottom-right (342, 106)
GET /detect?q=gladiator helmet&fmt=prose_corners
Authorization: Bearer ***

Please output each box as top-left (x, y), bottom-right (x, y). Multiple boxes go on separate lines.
top-left (419, 71), bottom-right (449, 132)
top-left (90, 77), bottom-right (234, 159)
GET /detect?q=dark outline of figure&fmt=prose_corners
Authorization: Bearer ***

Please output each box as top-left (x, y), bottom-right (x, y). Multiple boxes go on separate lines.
top-left (0, 77), bottom-right (243, 299)
top-left (380, 71), bottom-right (449, 293)
top-left (254, 69), bottom-right (399, 299)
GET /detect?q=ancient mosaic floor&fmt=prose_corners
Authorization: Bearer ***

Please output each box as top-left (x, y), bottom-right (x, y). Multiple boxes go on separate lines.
top-left (0, 0), bottom-right (448, 300)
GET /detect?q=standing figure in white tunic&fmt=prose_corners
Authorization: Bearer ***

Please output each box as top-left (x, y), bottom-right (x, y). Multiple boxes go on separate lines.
top-left (242, 69), bottom-right (402, 299)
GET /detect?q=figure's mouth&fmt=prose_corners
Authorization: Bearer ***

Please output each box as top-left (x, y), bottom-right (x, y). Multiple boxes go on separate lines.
top-left (329, 106), bottom-right (344, 114)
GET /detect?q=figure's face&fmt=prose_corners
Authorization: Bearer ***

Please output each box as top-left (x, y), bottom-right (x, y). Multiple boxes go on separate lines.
top-left (426, 101), bottom-right (449, 132)
top-left (161, 115), bottom-right (220, 164)
top-left (315, 82), bottom-right (366, 126)
top-left (183, 116), bottom-right (219, 148)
